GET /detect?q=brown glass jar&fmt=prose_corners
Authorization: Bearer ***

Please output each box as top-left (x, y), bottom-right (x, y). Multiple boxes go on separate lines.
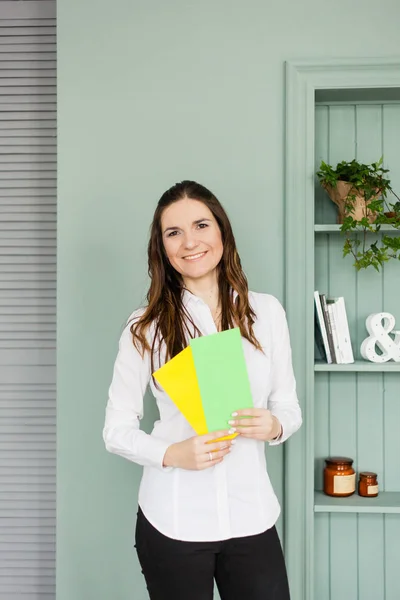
top-left (323, 457), bottom-right (356, 497)
top-left (358, 472), bottom-right (379, 497)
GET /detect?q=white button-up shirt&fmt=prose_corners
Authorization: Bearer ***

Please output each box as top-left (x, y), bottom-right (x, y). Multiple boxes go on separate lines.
top-left (103, 290), bottom-right (302, 542)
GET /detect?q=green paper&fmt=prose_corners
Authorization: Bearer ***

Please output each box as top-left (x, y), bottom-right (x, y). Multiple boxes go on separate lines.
top-left (190, 328), bottom-right (253, 432)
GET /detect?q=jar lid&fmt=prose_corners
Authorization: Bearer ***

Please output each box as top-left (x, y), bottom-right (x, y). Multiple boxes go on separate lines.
top-left (325, 456), bottom-right (354, 466)
top-left (359, 471), bottom-right (377, 479)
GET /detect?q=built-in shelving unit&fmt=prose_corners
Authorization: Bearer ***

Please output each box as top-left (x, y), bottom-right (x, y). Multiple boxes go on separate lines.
top-left (314, 224), bottom-right (400, 233)
top-left (314, 491), bottom-right (400, 514)
top-left (285, 59), bottom-right (400, 600)
top-left (312, 96), bottom-right (400, 598)
top-left (314, 359), bottom-right (400, 372)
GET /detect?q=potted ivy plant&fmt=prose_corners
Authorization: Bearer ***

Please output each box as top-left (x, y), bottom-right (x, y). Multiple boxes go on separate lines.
top-left (316, 158), bottom-right (400, 271)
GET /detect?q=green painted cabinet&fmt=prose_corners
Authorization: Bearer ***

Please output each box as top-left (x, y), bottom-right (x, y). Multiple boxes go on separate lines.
top-left (285, 60), bottom-right (400, 600)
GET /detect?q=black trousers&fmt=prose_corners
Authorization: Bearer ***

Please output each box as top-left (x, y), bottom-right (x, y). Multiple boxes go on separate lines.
top-left (135, 507), bottom-right (291, 600)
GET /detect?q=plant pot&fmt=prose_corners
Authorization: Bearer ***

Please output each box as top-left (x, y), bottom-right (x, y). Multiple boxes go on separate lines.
top-left (323, 181), bottom-right (379, 224)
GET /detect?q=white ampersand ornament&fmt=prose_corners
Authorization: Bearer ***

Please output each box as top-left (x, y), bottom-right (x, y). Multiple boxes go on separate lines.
top-left (360, 313), bottom-right (400, 363)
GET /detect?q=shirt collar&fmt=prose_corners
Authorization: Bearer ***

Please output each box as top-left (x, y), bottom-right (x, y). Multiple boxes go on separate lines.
top-left (182, 288), bottom-right (238, 307)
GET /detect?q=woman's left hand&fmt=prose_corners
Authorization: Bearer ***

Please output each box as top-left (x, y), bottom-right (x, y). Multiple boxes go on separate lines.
top-left (228, 408), bottom-right (282, 442)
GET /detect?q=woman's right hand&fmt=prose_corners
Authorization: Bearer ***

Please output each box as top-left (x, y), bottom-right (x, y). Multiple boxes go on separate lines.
top-left (163, 430), bottom-right (235, 470)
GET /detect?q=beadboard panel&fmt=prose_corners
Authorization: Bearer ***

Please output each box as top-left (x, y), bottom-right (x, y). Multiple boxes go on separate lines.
top-left (314, 98), bottom-right (400, 600)
top-left (313, 372), bottom-right (399, 492)
top-left (314, 98), bottom-right (400, 491)
top-left (314, 99), bottom-right (400, 600)
top-left (383, 375), bottom-right (400, 492)
top-left (314, 514), bottom-right (400, 600)
top-left (314, 103), bottom-right (400, 224)
top-left (315, 221), bottom-right (398, 492)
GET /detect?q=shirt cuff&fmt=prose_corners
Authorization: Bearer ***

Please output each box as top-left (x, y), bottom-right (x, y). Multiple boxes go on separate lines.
top-left (146, 437), bottom-right (174, 472)
top-left (268, 414), bottom-right (291, 446)
top-left (270, 423), bottom-right (283, 443)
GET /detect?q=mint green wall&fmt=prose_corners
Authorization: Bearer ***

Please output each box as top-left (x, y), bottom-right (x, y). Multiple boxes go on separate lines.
top-left (57, 2), bottom-right (400, 599)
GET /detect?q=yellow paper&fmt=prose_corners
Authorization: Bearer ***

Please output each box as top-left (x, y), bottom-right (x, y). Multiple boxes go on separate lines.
top-left (153, 346), bottom-right (237, 443)
top-left (153, 347), bottom-right (207, 434)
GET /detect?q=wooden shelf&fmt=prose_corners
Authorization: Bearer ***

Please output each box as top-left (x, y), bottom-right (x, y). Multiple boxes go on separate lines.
top-left (314, 360), bottom-right (400, 372)
top-left (314, 490), bottom-right (400, 514)
top-left (314, 224), bottom-right (400, 233)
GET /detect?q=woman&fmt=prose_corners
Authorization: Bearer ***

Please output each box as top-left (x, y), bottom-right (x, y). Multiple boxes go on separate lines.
top-left (103, 180), bottom-right (302, 600)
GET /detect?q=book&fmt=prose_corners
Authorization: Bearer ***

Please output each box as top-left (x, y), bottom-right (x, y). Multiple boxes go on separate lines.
top-left (326, 297), bottom-right (354, 364)
top-left (314, 310), bottom-right (326, 361)
top-left (314, 291), bottom-right (332, 363)
top-left (331, 296), bottom-right (354, 364)
top-left (320, 293), bottom-right (337, 363)
top-left (327, 300), bottom-right (342, 364)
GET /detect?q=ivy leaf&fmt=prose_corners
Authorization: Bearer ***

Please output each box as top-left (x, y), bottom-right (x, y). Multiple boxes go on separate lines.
top-left (316, 157), bottom-right (400, 271)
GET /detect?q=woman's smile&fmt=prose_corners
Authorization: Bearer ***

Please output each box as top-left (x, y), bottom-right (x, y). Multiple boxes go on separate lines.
top-left (182, 251), bottom-right (208, 261)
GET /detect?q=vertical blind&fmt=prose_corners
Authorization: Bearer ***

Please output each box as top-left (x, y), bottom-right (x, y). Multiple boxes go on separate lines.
top-left (0, 1), bottom-right (56, 598)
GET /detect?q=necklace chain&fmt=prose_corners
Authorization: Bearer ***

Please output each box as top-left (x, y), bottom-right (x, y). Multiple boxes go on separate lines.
top-left (212, 308), bottom-right (221, 329)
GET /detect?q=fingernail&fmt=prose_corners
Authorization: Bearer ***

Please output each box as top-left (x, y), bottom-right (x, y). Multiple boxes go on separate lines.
top-left (230, 439), bottom-right (237, 445)
top-left (228, 428), bottom-right (236, 434)
top-left (228, 420), bottom-right (235, 425)
top-left (231, 412), bottom-right (238, 417)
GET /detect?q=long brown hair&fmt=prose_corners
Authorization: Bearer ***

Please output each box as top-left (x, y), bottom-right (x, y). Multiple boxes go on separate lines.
top-left (131, 180), bottom-right (262, 372)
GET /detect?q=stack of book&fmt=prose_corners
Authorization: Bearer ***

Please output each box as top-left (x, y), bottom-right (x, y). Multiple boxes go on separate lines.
top-left (314, 291), bottom-right (354, 364)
